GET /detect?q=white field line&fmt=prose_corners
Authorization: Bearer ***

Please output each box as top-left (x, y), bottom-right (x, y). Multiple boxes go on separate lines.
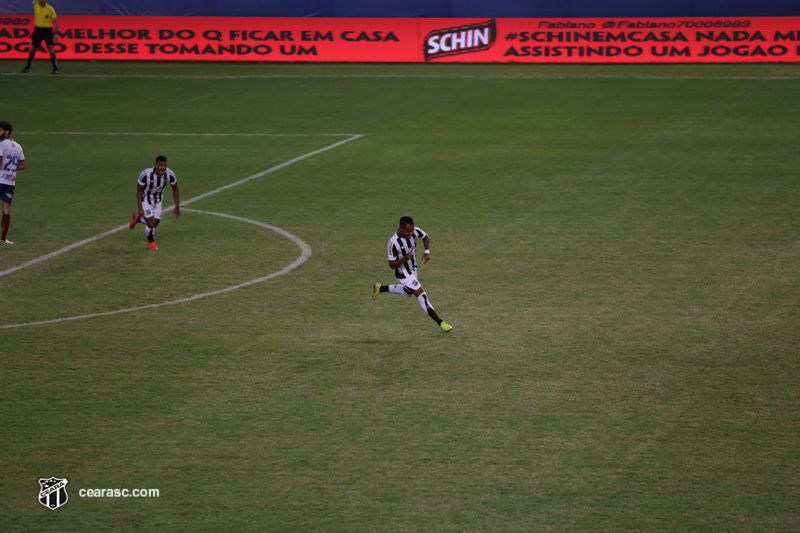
top-left (181, 134), bottom-right (362, 207)
top-left (0, 209), bottom-right (312, 330)
top-left (0, 133), bottom-right (362, 279)
top-left (26, 132), bottom-right (359, 137)
top-left (2, 72), bottom-right (800, 80)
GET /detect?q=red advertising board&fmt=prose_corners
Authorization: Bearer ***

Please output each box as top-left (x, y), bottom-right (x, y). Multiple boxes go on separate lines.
top-left (1, 15), bottom-right (800, 63)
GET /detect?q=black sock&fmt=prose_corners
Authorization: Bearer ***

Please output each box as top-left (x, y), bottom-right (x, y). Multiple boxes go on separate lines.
top-left (427, 308), bottom-right (443, 326)
top-left (50, 53), bottom-right (57, 69)
top-left (379, 285), bottom-right (389, 293)
top-left (417, 291), bottom-right (443, 325)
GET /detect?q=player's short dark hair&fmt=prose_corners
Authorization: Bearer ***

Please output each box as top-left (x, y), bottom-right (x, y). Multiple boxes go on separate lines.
top-left (155, 155), bottom-right (168, 163)
top-left (399, 215), bottom-right (415, 227)
top-left (0, 121), bottom-right (12, 134)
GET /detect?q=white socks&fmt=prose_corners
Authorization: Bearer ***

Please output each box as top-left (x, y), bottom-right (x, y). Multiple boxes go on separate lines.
top-left (417, 292), bottom-right (434, 313)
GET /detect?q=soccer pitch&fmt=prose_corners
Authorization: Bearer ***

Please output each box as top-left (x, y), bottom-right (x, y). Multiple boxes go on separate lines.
top-left (1, 60), bottom-right (799, 531)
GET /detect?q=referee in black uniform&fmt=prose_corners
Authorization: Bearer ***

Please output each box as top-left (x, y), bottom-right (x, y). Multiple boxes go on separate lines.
top-left (22, 0), bottom-right (59, 74)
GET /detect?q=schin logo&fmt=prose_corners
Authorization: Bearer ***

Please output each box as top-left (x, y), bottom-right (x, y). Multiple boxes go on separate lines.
top-left (38, 477), bottom-right (69, 510)
top-left (424, 19), bottom-right (496, 61)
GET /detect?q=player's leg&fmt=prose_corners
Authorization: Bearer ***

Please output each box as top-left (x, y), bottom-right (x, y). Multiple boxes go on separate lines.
top-left (144, 220), bottom-right (157, 249)
top-left (1, 195), bottom-right (12, 244)
top-left (395, 274), bottom-right (425, 302)
top-left (373, 282), bottom-right (413, 299)
top-left (46, 32), bottom-right (57, 74)
top-left (399, 274), bottom-right (452, 331)
top-left (373, 274), bottom-right (451, 331)
top-left (144, 217), bottom-right (160, 247)
top-left (141, 200), bottom-right (161, 249)
top-left (48, 46), bottom-right (58, 74)
top-left (412, 285), bottom-right (452, 332)
top-left (23, 31), bottom-right (43, 72)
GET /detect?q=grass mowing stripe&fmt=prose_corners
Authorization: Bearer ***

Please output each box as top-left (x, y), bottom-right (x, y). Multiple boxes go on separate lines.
top-left (0, 133), bottom-right (362, 279)
top-left (0, 223), bottom-right (128, 279)
top-left (25, 132), bottom-right (358, 137)
top-left (0, 209), bottom-right (312, 330)
top-left (1, 62), bottom-right (797, 532)
top-left (180, 134), bottom-right (363, 207)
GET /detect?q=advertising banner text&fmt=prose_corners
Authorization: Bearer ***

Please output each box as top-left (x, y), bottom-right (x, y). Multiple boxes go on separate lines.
top-left (1, 15), bottom-right (799, 63)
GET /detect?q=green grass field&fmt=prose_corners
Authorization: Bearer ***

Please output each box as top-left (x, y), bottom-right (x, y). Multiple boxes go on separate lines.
top-left (1, 59), bottom-right (798, 531)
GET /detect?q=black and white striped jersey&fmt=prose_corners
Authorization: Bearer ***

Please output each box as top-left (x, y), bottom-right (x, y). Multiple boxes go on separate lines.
top-left (387, 227), bottom-right (427, 279)
top-left (137, 167), bottom-right (177, 205)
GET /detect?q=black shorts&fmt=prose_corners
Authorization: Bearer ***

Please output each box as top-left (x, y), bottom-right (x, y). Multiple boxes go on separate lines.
top-left (31, 26), bottom-right (54, 49)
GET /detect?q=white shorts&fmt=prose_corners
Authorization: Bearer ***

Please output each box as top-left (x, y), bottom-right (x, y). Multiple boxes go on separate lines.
top-left (397, 271), bottom-right (421, 292)
top-left (142, 200), bottom-right (163, 220)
